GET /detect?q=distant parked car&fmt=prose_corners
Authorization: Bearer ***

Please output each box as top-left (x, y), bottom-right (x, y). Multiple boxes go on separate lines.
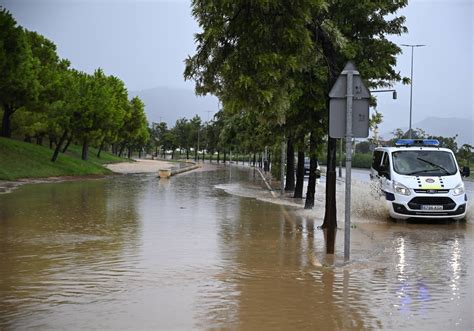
top-left (304, 157), bottom-right (321, 178)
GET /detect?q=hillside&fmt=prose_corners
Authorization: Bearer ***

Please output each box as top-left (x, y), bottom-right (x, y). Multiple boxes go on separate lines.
top-left (0, 138), bottom-right (126, 181)
top-left (130, 86), bottom-right (219, 125)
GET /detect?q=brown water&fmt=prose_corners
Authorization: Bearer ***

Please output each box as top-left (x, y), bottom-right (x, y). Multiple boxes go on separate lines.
top-left (0, 166), bottom-right (472, 330)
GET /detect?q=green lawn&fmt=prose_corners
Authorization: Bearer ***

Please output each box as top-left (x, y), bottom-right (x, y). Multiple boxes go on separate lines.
top-left (0, 137), bottom-right (129, 180)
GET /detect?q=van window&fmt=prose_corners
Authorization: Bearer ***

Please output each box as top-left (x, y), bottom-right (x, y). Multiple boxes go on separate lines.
top-left (392, 150), bottom-right (457, 176)
top-left (379, 152), bottom-right (391, 179)
top-left (372, 151), bottom-right (383, 171)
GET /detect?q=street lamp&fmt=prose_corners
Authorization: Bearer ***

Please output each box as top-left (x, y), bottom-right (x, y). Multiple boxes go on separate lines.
top-left (401, 44), bottom-right (426, 138)
top-left (371, 89), bottom-right (397, 99)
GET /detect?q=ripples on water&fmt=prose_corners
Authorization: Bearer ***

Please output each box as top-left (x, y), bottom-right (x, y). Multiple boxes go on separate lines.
top-left (0, 166), bottom-right (472, 329)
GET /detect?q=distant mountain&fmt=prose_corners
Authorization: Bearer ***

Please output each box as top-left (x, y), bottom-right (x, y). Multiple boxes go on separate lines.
top-left (381, 117), bottom-right (473, 146)
top-left (130, 86), bottom-right (219, 126)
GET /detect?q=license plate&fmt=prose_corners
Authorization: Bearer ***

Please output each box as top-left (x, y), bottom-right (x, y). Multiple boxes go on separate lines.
top-left (421, 205), bottom-right (443, 211)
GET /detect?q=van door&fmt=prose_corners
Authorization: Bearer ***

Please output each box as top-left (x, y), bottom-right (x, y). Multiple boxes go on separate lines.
top-left (380, 152), bottom-right (392, 194)
top-left (370, 150), bottom-right (384, 197)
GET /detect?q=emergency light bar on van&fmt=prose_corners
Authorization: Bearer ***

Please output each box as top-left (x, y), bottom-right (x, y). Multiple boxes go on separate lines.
top-left (395, 139), bottom-right (440, 147)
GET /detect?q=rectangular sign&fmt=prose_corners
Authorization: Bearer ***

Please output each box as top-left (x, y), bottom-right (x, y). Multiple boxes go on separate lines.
top-left (329, 99), bottom-right (370, 138)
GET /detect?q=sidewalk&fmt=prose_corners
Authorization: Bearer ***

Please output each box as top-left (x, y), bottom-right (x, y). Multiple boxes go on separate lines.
top-left (105, 159), bottom-right (175, 174)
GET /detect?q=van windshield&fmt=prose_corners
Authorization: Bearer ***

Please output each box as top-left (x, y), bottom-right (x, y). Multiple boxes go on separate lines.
top-left (392, 150), bottom-right (457, 176)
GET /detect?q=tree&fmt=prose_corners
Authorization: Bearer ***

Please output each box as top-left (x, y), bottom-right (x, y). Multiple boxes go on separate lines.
top-left (0, 9), bottom-right (40, 137)
top-left (173, 118), bottom-right (189, 159)
top-left (458, 144), bottom-right (473, 167)
top-left (162, 129), bottom-right (177, 159)
top-left (185, 0), bottom-right (408, 236)
top-left (118, 96), bottom-right (149, 159)
top-left (150, 121), bottom-right (168, 157)
top-left (428, 134), bottom-right (458, 153)
top-left (188, 115), bottom-right (202, 160)
top-left (308, 0), bottom-right (408, 229)
top-left (96, 75), bottom-right (128, 158)
top-left (49, 68), bottom-right (81, 162)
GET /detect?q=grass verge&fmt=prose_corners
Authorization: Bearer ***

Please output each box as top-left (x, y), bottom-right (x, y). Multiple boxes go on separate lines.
top-left (0, 137), bottom-right (129, 181)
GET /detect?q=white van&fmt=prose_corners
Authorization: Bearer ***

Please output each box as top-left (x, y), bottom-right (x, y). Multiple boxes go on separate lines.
top-left (370, 139), bottom-right (469, 220)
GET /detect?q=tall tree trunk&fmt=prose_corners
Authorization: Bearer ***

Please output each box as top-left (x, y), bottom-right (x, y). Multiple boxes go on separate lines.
top-left (253, 152), bottom-right (256, 167)
top-left (49, 137), bottom-right (55, 149)
top-left (0, 104), bottom-right (15, 138)
top-left (223, 150), bottom-right (227, 164)
top-left (217, 150), bottom-right (220, 163)
top-left (62, 135), bottom-right (72, 153)
top-left (97, 138), bottom-right (105, 158)
top-left (317, 25), bottom-right (339, 247)
top-left (186, 149), bottom-right (189, 160)
top-left (305, 133), bottom-right (318, 209)
top-left (294, 146), bottom-right (305, 199)
top-left (51, 130), bottom-right (68, 162)
top-left (82, 139), bottom-right (89, 161)
top-left (118, 144), bottom-right (126, 157)
top-left (128, 148), bottom-right (132, 159)
top-left (285, 136), bottom-right (295, 191)
top-left (36, 134), bottom-right (43, 146)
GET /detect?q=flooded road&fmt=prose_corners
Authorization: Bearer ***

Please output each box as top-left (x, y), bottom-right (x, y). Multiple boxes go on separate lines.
top-left (0, 165), bottom-right (473, 330)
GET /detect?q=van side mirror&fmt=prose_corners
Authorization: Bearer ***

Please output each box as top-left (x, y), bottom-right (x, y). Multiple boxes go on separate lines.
top-left (461, 166), bottom-right (470, 178)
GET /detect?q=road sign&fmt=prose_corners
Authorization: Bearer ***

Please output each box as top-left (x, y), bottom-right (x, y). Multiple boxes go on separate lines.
top-left (329, 99), bottom-right (370, 138)
top-left (328, 61), bottom-right (370, 262)
top-left (329, 62), bottom-right (370, 138)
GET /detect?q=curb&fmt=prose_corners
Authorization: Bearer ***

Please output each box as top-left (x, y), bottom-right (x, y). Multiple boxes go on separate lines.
top-left (158, 162), bottom-right (201, 178)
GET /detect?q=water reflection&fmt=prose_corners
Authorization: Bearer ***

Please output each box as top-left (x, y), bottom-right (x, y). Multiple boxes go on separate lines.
top-left (0, 177), bottom-right (142, 329)
top-left (367, 224), bottom-right (472, 328)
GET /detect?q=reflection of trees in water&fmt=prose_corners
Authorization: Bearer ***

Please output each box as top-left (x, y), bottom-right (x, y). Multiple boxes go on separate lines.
top-left (0, 177), bottom-right (142, 328)
top-left (201, 186), bottom-right (378, 329)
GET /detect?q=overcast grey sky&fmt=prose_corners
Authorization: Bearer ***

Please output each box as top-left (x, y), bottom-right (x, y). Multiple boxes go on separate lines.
top-left (1, 0), bottom-right (472, 133)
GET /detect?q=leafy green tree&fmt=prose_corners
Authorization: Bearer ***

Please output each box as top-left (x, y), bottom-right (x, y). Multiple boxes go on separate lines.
top-left (150, 121), bottom-right (168, 157)
top-left (49, 68), bottom-right (83, 162)
top-left (458, 144), bottom-right (473, 168)
top-left (118, 96), bottom-right (149, 158)
top-left (0, 8), bottom-right (40, 137)
top-left (162, 128), bottom-right (177, 159)
top-left (188, 115), bottom-right (202, 160)
top-left (11, 31), bottom-right (71, 146)
top-left (427, 134), bottom-right (458, 153)
top-left (96, 75), bottom-right (128, 157)
top-left (185, 1), bottom-right (408, 231)
top-left (173, 117), bottom-right (190, 158)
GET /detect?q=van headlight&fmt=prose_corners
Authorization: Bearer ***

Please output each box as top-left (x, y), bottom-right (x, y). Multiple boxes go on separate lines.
top-left (393, 181), bottom-right (411, 196)
top-left (453, 184), bottom-right (465, 196)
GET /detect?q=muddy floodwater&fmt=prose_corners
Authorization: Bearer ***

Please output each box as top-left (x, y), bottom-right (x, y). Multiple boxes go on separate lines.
top-left (0, 165), bottom-right (473, 330)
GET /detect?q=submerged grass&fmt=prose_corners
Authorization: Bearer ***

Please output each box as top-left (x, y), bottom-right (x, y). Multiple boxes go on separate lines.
top-left (0, 137), bottom-right (129, 180)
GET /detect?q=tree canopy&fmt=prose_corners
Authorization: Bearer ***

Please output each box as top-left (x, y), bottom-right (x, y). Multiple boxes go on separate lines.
top-left (0, 7), bottom-right (150, 161)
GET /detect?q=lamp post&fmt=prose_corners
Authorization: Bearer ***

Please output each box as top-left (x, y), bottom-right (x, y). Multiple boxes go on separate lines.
top-left (401, 44), bottom-right (426, 138)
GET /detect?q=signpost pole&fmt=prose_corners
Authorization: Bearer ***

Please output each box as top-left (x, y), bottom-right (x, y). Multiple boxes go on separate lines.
top-left (329, 61), bottom-right (370, 262)
top-left (344, 70), bottom-right (353, 262)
